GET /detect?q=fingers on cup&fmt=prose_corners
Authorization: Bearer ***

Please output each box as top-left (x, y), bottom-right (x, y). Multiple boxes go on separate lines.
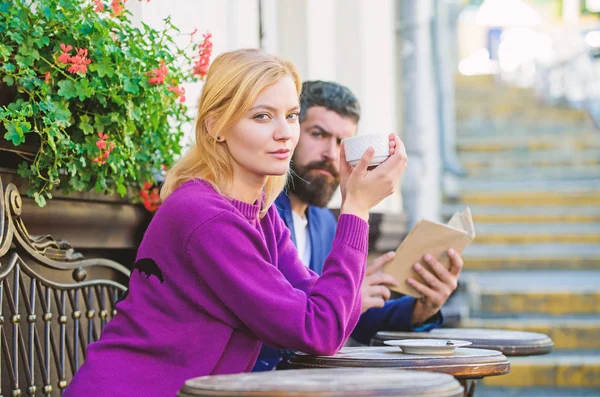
top-left (355, 146), bottom-right (375, 172)
top-left (389, 136), bottom-right (397, 155)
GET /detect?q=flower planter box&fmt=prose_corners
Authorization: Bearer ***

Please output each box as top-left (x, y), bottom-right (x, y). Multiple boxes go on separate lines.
top-left (0, 170), bottom-right (150, 268)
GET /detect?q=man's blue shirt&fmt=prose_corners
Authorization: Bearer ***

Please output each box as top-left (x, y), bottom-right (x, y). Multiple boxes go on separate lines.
top-left (252, 193), bottom-right (443, 372)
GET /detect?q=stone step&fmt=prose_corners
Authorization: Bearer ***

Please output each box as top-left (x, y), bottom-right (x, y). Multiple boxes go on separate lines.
top-left (456, 92), bottom-right (588, 106)
top-left (469, 223), bottom-right (600, 244)
top-left (442, 204), bottom-right (600, 224)
top-left (459, 191), bottom-right (600, 206)
top-left (457, 106), bottom-right (592, 123)
top-left (455, 85), bottom-right (541, 98)
top-left (477, 386), bottom-right (600, 397)
top-left (478, 291), bottom-right (600, 315)
top-left (464, 270), bottom-right (600, 316)
top-left (460, 318), bottom-right (600, 350)
top-left (481, 351), bottom-right (600, 388)
top-left (457, 181), bottom-right (600, 201)
top-left (457, 133), bottom-right (600, 152)
top-left (462, 243), bottom-right (600, 271)
top-left (464, 165), bottom-right (600, 181)
top-left (458, 149), bottom-right (600, 169)
top-left (456, 94), bottom-right (559, 108)
top-left (455, 73), bottom-right (500, 86)
top-left (457, 123), bottom-right (596, 136)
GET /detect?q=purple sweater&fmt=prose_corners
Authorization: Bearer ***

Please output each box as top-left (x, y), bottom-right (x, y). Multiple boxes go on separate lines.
top-left (64, 179), bottom-right (368, 397)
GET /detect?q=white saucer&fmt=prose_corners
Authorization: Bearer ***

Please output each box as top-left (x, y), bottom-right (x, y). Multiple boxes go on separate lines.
top-left (383, 339), bottom-right (472, 355)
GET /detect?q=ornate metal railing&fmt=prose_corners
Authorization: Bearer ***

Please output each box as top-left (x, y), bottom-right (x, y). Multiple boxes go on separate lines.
top-left (0, 176), bottom-right (130, 396)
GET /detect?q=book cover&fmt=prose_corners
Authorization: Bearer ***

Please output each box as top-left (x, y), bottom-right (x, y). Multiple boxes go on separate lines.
top-left (382, 207), bottom-right (475, 298)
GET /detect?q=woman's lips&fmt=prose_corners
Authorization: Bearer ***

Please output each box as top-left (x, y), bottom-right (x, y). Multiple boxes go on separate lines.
top-left (269, 149), bottom-right (290, 160)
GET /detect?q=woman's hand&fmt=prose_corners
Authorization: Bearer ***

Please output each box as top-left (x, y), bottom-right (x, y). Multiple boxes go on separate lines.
top-left (339, 133), bottom-right (407, 221)
top-left (361, 251), bottom-right (400, 313)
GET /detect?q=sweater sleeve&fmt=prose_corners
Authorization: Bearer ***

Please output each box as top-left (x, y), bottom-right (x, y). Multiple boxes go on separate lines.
top-left (350, 296), bottom-right (444, 345)
top-left (186, 211), bottom-right (369, 356)
top-left (269, 209), bottom-right (320, 294)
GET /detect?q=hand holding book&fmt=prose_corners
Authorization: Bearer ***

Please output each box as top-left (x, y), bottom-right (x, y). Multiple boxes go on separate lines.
top-left (382, 207), bottom-right (475, 299)
top-left (408, 248), bottom-right (465, 326)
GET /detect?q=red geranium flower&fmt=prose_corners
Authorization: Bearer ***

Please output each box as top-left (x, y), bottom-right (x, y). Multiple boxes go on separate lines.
top-left (147, 60), bottom-right (168, 85)
top-left (192, 32), bottom-right (213, 79)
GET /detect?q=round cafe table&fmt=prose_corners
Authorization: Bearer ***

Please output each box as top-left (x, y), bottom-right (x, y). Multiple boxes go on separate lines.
top-left (371, 328), bottom-right (554, 356)
top-left (284, 346), bottom-right (509, 397)
top-left (178, 368), bottom-right (464, 397)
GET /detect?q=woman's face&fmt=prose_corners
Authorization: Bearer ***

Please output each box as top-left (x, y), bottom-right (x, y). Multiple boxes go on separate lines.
top-left (225, 76), bottom-right (300, 181)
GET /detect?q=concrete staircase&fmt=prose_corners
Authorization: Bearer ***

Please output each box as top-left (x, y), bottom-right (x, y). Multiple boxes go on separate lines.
top-left (449, 74), bottom-right (600, 396)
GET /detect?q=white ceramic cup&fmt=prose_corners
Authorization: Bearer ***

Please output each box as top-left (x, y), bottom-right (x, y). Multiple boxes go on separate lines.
top-left (342, 133), bottom-right (390, 167)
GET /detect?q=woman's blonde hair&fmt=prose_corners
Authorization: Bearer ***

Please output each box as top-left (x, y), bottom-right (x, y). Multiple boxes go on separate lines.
top-left (160, 49), bottom-right (302, 216)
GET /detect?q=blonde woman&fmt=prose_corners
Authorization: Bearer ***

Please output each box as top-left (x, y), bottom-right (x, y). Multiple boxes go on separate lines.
top-left (65, 49), bottom-right (407, 397)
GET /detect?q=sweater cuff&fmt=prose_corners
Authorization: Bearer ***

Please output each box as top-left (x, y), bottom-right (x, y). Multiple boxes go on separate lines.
top-left (334, 214), bottom-right (369, 253)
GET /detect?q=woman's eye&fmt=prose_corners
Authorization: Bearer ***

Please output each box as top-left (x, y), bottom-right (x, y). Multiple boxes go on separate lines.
top-left (287, 112), bottom-right (299, 120)
top-left (254, 113), bottom-right (270, 121)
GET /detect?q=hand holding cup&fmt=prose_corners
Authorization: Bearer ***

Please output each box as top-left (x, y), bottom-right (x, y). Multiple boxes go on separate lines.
top-left (339, 133), bottom-right (407, 221)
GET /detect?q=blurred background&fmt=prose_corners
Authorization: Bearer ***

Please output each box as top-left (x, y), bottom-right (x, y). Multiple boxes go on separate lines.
top-left (130, 1), bottom-right (600, 395)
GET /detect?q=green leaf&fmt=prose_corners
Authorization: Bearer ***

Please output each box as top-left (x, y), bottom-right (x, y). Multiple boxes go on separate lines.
top-left (1, 74), bottom-right (14, 86)
top-left (34, 36), bottom-right (50, 48)
top-left (97, 95), bottom-right (107, 106)
top-left (90, 61), bottom-right (114, 78)
top-left (15, 51), bottom-right (37, 68)
top-left (17, 162), bottom-right (31, 178)
top-left (53, 105), bottom-right (72, 127)
top-left (57, 80), bottom-right (77, 99)
top-left (67, 162), bottom-right (76, 176)
top-left (3, 120), bottom-right (31, 145)
top-left (41, 5), bottom-right (53, 19)
top-left (33, 192), bottom-right (47, 208)
top-left (69, 176), bottom-right (86, 192)
top-left (0, 43), bottom-right (12, 60)
top-left (123, 77), bottom-right (140, 94)
top-left (79, 114), bottom-right (94, 135)
top-left (3, 62), bottom-right (15, 72)
top-left (75, 79), bottom-right (93, 100)
top-left (93, 114), bottom-right (107, 131)
top-left (46, 133), bottom-right (56, 152)
top-left (109, 112), bottom-right (121, 122)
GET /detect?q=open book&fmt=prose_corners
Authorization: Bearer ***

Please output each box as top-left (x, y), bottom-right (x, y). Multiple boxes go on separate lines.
top-left (381, 207), bottom-right (475, 298)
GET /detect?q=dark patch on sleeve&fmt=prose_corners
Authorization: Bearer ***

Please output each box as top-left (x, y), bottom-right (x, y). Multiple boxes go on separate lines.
top-left (132, 257), bottom-right (164, 283)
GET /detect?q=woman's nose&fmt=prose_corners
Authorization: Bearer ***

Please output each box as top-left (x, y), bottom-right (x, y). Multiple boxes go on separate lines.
top-left (273, 118), bottom-right (295, 141)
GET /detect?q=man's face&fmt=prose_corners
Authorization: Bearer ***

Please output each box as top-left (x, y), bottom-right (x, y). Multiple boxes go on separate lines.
top-left (289, 106), bottom-right (358, 207)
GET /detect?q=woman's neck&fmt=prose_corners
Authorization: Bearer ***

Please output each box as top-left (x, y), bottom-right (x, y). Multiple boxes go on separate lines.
top-left (226, 166), bottom-right (266, 204)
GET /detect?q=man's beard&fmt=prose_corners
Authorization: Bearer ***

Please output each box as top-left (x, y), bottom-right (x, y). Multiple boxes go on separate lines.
top-left (288, 159), bottom-right (340, 208)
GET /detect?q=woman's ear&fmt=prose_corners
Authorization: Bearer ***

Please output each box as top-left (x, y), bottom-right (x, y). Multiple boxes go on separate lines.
top-left (205, 117), bottom-right (224, 142)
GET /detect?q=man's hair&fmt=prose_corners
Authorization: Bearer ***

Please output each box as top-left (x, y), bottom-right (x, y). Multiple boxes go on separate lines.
top-left (299, 80), bottom-right (360, 124)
